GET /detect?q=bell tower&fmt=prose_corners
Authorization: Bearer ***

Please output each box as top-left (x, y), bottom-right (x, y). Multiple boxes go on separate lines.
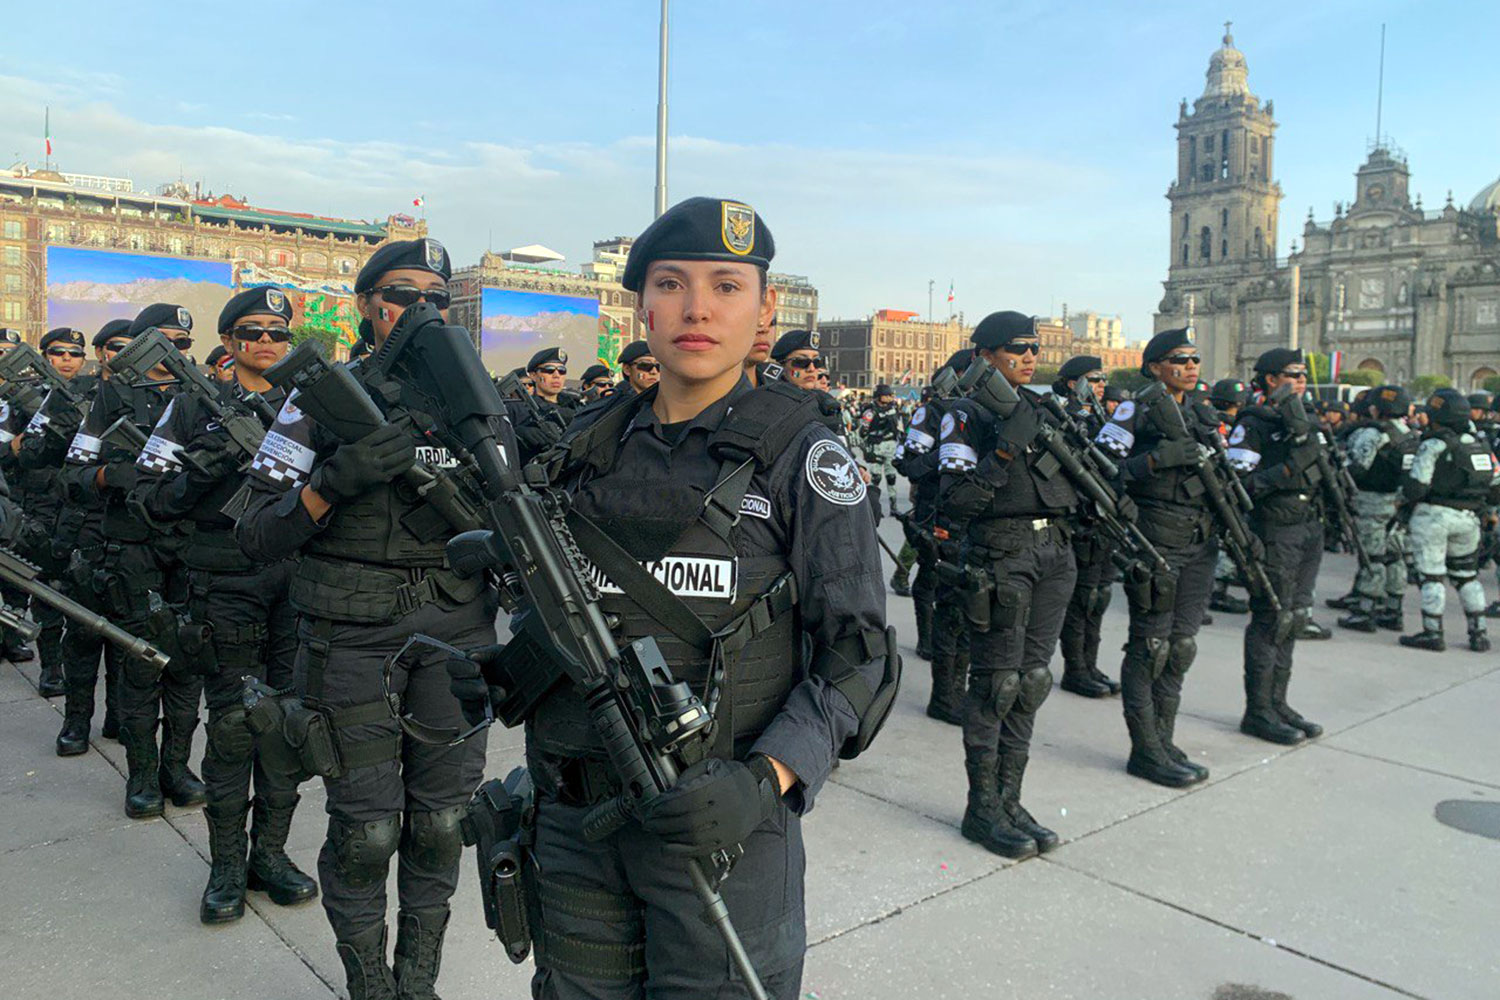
top-left (1166, 25), bottom-right (1282, 275)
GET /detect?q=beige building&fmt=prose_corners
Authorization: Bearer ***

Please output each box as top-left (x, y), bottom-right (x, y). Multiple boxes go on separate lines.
top-left (820, 310), bottom-right (970, 390)
top-left (1064, 308), bottom-right (1124, 348)
top-left (769, 273), bottom-right (819, 332)
top-left (1155, 29), bottom-right (1500, 387)
top-left (0, 162), bottom-right (421, 356)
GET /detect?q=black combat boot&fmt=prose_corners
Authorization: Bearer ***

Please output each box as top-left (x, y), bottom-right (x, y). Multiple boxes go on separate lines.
top-left (101, 658), bottom-right (121, 740)
top-left (1399, 614), bottom-right (1446, 652)
top-left (337, 924), bottom-right (399, 1000)
top-left (1156, 693), bottom-right (1208, 782)
top-left (201, 803), bottom-right (249, 924)
top-left (1210, 581), bottom-right (1249, 614)
top-left (1375, 597), bottom-right (1404, 632)
top-left (1060, 603), bottom-right (1111, 697)
top-left (1240, 659), bottom-right (1305, 746)
top-left (960, 757), bottom-right (1037, 859)
top-left (37, 663), bottom-right (65, 698)
top-left (1271, 664), bottom-right (1322, 739)
top-left (925, 655), bottom-right (963, 725)
top-left (1487, 599), bottom-right (1500, 619)
top-left (1324, 590), bottom-right (1358, 611)
top-left (888, 569), bottom-right (911, 597)
top-left (394, 907), bottom-right (450, 1000)
top-left (1337, 597), bottom-right (1379, 633)
top-left (3, 632), bottom-right (34, 662)
top-left (55, 713), bottom-right (90, 757)
top-left (1122, 641), bottom-right (1198, 787)
top-left (248, 795), bottom-right (319, 905)
top-left (122, 723), bottom-right (165, 819)
top-left (158, 716), bottom-right (207, 809)
top-left (1467, 614), bottom-right (1491, 653)
top-left (1084, 589), bottom-right (1121, 695)
top-left (914, 599), bottom-right (933, 661)
top-left (36, 622), bottom-right (65, 696)
top-left (1298, 617), bottom-right (1332, 640)
top-left (997, 751), bottom-right (1057, 853)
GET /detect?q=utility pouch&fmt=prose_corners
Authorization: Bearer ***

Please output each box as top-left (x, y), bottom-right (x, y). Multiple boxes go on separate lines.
top-left (145, 591), bottom-right (186, 670)
top-left (177, 619), bottom-right (219, 677)
top-left (991, 579), bottom-right (1031, 630)
top-left (283, 703), bottom-right (345, 780)
top-left (487, 618), bottom-right (571, 727)
top-left (243, 678), bottom-right (313, 785)
top-left (462, 767), bottom-right (536, 964)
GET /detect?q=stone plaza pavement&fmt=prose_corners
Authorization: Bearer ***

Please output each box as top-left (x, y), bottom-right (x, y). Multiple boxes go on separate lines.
top-left (2, 519), bottom-right (1497, 1000)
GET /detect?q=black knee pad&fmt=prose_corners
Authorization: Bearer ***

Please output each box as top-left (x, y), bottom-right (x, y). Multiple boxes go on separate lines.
top-left (1168, 635), bottom-right (1197, 674)
top-left (1015, 666), bottom-right (1052, 713)
top-left (206, 706), bottom-right (255, 765)
top-left (1448, 550), bottom-right (1481, 575)
top-left (974, 671), bottom-right (1022, 721)
top-left (328, 814), bottom-right (400, 888)
top-left (1093, 584), bottom-right (1113, 616)
top-left (400, 805), bottom-right (466, 876)
top-left (1145, 637), bottom-right (1169, 679)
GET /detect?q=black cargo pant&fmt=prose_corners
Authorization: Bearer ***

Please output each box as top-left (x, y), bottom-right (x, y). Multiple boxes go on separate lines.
top-left (189, 561), bottom-right (301, 812)
top-left (1059, 526), bottom-right (1114, 677)
top-left (298, 596), bottom-right (494, 941)
top-left (60, 543), bottom-right (122, 731)
top-left (1244, 516), bottom-right (1323, 707)
top-left (526, 762), bottom-right (805, 1000)
top-left (930, 541), bottom-right (971, 669)
top-left (963, 525), bottom-right (1076, 758)
top-left (105, 541), bottom-right (202, 760)
top-left (19, 511), bottom-right (69, 672)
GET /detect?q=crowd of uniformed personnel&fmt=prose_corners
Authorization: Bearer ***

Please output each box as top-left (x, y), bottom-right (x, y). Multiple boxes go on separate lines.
top-left (0, 195), bottom-right (1496, 999)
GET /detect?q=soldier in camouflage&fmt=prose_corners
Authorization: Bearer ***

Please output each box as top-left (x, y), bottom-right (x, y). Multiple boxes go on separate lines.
top-left (1336, 386), bottom-right (1418, 633)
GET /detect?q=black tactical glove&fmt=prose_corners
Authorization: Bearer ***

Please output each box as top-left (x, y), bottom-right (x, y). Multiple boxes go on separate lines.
top-left (639, 755), bottom-right (782, 856)
top-left (183, 437), bottom-right (240, 487)
top-left (1149, 438), bottom-right (1201, 469)
top-left (447, 644), bottom-right (508, 730)
top-left (992, 405), bottom-right (1041, 457)
top-left (1246, 534), bottom-right (1266, 564)
top-left (1115, 494), bottom-right (1139, 524)
top-left (308, 423), bottom-right (415, 503)
top-left (101, 461), bottom-right (140, 491)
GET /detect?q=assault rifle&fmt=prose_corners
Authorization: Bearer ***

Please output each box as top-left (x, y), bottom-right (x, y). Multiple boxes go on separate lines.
top-left (99, 415), bottom-right (208, 476)
top-left (262, 343), bottom-right (484, 535)
top-left (958, 357), bottom-right (1171, 584)
top-left (106, 327), bottom-right (275, 462)
top-left (0, 547), bottom-right (170, 669)
top-left (1138, 382), bottom-right (1294, 640)
top-left (361, 304), bottom-right (770, 998)
top-left (1274, 387), bottom-right (1372, 575)
top-left (0, 602), bottom-right (40, 643)
top-left (494, 371), bottom-right (568, 432)
top-left (0, 342), bottom-right (89, 415)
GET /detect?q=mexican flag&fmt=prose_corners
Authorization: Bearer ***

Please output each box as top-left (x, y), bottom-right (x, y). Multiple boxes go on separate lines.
top-left (44, 107), bottom-right (51, 157)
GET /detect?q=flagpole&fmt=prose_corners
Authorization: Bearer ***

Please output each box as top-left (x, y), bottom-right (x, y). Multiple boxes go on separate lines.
top-left (653, 0), bottom-right (670, 218)
top-left (44, 106), bottom-right (50, 170)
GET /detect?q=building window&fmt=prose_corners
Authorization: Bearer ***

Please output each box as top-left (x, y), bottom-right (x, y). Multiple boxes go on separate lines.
top-left (1221, 208), bottom-right (1229, 228)
top-left (1221, 239), bottom-right (1228, 259)
top-left (1181, 212), bottom-right (1189, 238)
top-left (169, 237), bottom-right (184, 255)
top-left (2, 247), bottom-right (19, 267)
top-left (337, 257), bottom-right (355, 274)
top-left (1254, 227), bottom-right (1264, 257)
top-left (830, 331), bottom-right (838, 346)
top-left (129, 234), bottom-right (143, 250)
top-left (3, 275), bottom-right (19, 293)
top-left (1250, 135), bottom-right (1259, 153)
top-left (1204, 135), bottom-right (1214, 153)
top-left (1201, 164), bottom-right (1214, 182)
top-left (2, 221), bottom-right (20, 239)
top-left (1199, 227), bottom-right (1212, 260)
top-left (1181, 244), bottom-right (1189, 265)
top-left (2, 301), bottom-right (20, 321)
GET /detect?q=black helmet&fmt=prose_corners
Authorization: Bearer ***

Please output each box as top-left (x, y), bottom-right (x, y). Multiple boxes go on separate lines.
top-left (1426, 388), bottom-right (1471, 430)
top-left (1369, 385), bottom-right (1411, 418)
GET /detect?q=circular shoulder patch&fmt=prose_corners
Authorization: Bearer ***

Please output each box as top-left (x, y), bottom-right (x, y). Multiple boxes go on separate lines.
top-left (1114, 400), bottom-right (1136, 421)
top-left (1228, 425), bottom-right (1247, 445)
top-left (940, 411), bottom-right (957, 439)
top-left (912, 405), bottom-right (927, 425)
top-left (805, 438), bottom-right (867, 506)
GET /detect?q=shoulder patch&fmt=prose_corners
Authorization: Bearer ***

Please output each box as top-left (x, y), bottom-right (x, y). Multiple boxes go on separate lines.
top-left (739, 493), bottom-right (772, 520)
top-left (1113, 400), bottom-right (1136, 421)
top-left (940, 411), bottom-right (957, 440)
top-left (805, 438), bottom-right (866, 506)
top-left (1228, 425), bottom-right (1247, 445)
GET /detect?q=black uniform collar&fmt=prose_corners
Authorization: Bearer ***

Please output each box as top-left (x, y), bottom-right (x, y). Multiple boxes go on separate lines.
top-left (623, 375), bottom-right (753, 445)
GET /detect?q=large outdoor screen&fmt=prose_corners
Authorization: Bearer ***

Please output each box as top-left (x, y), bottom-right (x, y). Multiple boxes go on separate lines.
top-left (479, 287), bottom-right (600, 376)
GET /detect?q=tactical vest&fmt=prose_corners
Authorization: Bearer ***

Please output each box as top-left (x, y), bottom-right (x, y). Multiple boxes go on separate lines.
top-left (291, 366), bottom-right (485, 622)
top-left (1352, 421), bottom-right (1417, 494)
top-left (527, 383), bottom-right (823, 762)
top-left (964, 396), bottom-right (1077, 540)
top-left (1426, 428), bottom-right (1496, 510)
top-left (865, 404), bottom-right (903, 444)
top-left (100, 382), bottom-right (171, 543)
top-left (178, 386), bottom-right (286, 573)
top-left (1125, 394), bottom-right (1215, 510)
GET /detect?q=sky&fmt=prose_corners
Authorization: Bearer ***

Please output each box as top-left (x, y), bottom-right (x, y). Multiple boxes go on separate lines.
top-left (3, 0), bottom-right (1497, 339)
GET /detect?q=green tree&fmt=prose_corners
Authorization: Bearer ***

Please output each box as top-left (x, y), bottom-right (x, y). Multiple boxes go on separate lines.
top-left (1408, 373), bottom-right (1452, 398)
top-left (1108, 369), bottom-right (1151, 393)
top-left (1482, 374), bottom-right (1500, 394)
top-left (290, 323), bottom-right (343, 358)
top-left (1033, 365), bottom-right (1060, 387)
top-left (1340, 369), bottom-right (1382, 387)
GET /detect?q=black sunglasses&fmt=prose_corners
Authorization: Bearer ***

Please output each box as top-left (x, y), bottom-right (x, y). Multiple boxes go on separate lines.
top-left (1280, 368), bottom-right (1309, 378)
top-left (1163, 353), bottom-right (1202, 366)
top-left (370, 284), bottom-right (451, 310)
top-left (231, 324), bottom-right (293, 343)
top-left (629, 361), bottom-right (660, 373)
top-left (587, 379), bottom-right (613, 389)
top-left (102, 340), bottom-right (132, 353)
top-left (1002, 342), bottom-right (1041, 356)
top-left (46, 347), bottom-right (86, 358)
top-left (170, 336), bottom-right (194, 351)
top-left (534, 365), bottom-right (567, 376)
top-left (787, 355), bottom-right (825, 370)
top-left (1085, 375), bottom-right (1106, 383)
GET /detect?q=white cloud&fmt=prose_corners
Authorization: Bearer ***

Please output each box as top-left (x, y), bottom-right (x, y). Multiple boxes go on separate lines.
top-left (0, 71), bottom-right (1164, 332)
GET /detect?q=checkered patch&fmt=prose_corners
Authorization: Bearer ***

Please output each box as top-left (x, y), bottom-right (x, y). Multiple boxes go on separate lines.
top-left (66, 430), bottom-right (102, 464)
top-left (249, 429), bottom-right (315, 487)
top-left (136, 432), bottom-right (185, 474)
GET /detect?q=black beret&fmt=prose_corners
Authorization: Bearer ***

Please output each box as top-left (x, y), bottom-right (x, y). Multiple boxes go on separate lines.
top-left (129, 303), bottom-right (192, 336)
top-left (355, 238), bottom-right (452, 294)
top-left (527, 347), bottom-right (568, 371)
top-left (219, 286), bottom-right (293, 333)
top-left (1209, 378), bottom-right (1249, 408)
top-left (1466, 392), bottom-right (1491, 410)
top-left (622, 197), bottom-right (774, 293)
top-left (1253, 347), bottom-right (1303, 374)
top-left (93, 319), bottom-right (131, 347)
top-left (1140, 327), bottom-right (1195, 374)
top-left (970, 311), bottom-right (1037, 349)
top-left (941, 348), bottom-right (974, 374)
top-left (1058, 355), bottom-right (1103, 382)
top-left (874, 383), bottom-right (893, 396)
top-left (618, 340), bottom-right (654, 365)
top-left (1103, 385), bottom-right (1133, 403)
top-left (0, 328), bottom-right (20, 345)
top-left (770, 328), bottom-right (820, 360)
top-left (40, 327), bottom-right (85, 351)
top-left (205, 345), bottom-right (231, 367)
top-left (580, 364), bottom-right (611, 384)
